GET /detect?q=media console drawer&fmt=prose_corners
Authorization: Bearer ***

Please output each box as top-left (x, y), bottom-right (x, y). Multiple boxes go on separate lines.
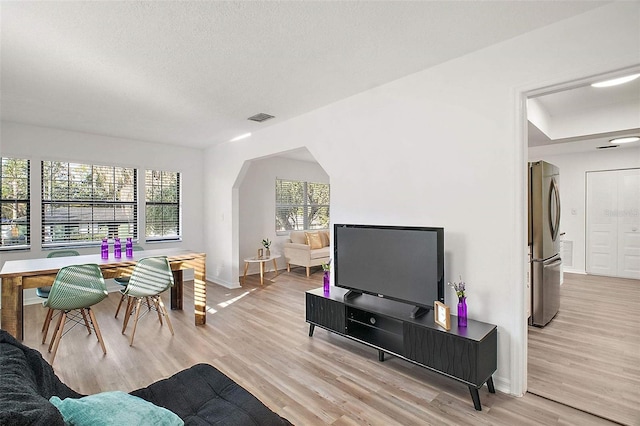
top-left (403, 322), bottom-right (497, 387)
top-left (305, 292), bottom-right (345, 334)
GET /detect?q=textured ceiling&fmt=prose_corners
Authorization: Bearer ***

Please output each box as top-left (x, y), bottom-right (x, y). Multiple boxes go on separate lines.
top-left (1, 1), bottom-right (608, 149)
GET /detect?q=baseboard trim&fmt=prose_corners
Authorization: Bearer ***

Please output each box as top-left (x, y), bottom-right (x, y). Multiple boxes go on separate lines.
top-left (493, 375), bottom-right (511, 395)
top-left (208, 276), bottom-right (241, 289)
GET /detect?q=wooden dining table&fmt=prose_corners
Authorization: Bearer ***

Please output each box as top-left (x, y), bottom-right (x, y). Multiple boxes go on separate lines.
top-left (0, 248), bottom-right (207, 340)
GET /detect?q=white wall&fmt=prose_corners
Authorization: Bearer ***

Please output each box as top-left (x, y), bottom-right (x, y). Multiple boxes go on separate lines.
top-left (238, 155), bottom-right (329, 279)
top-left (529, 145), bottom-right (640, 274)
top-left (0, 121), bottom-right (205, 303)
top-left (204, 2), bottom-right (640, 396)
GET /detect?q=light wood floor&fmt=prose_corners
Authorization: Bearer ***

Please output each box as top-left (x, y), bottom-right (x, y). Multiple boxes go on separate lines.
top-left (528, 272), bottom-right (640, 426)
top-left (8, 268), bottom-right (621, 425)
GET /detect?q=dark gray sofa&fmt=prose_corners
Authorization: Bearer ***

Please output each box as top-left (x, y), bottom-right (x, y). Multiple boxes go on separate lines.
top-left (0, 330), bottom-right (291, 425)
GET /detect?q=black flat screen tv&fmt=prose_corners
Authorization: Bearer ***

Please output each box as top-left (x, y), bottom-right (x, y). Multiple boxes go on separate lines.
top-left (334, 224), bottom-right (444, 317)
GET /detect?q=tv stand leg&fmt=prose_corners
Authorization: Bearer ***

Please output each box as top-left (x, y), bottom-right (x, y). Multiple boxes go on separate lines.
top-left (378, 350), bottom-right (385, 362)
top-left (469, 386), bottom-right (482, 411)
top-left (486, 376), bottom-right (495, 393)
top-left (308, 324), bottom-right (315, 337)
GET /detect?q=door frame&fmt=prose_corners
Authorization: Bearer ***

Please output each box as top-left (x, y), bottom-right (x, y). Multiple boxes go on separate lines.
top-left (515, 64), bottom-right (640, 396)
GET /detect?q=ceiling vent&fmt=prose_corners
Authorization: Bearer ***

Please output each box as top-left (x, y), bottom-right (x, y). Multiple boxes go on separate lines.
top-left (596, 145), bottom-right (619, 149)
top-left (248, 113), bottom-right (275, 123)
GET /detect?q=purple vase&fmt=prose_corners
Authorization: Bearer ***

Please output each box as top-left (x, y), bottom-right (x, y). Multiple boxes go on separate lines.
top-left (101, 238), bottom-right (109, 259)
top-left (323, 271), bottom-right (330, 294)
top-left (458, 297), bottom-right (467, 327)
top-left (126, 237), bottom-right (133, 258)
top-left (114, 237), bottom-right (122, 258)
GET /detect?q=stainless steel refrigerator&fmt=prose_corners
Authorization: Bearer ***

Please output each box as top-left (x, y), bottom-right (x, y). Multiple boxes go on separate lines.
top-left (528, 160), bottom-right (561, 327)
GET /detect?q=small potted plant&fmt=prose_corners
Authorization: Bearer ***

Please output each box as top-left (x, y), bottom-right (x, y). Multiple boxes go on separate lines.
top-left (262, 238), bottom-right (272, 257)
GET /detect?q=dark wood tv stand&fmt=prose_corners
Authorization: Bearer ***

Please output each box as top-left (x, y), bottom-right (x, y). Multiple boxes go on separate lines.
top-left (305, 287), bottom-right (497, 411)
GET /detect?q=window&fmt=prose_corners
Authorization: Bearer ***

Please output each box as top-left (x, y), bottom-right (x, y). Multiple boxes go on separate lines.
top-left (276, 179), bottom-right (329, 233)
top-left (145, 170), bottom-right (180, 241)
top-left (41, 161), bottom-right (137, 247)
top-left (1, 157), bottom-right (30, 249)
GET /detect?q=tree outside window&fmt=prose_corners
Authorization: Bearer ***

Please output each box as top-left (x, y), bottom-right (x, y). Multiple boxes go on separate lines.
top-left (145, 170), bottom-right (181, 241)
top-left (1, 157), bottom-right (30, 249)
top-left (276, 179), bottom-right (329, 233)
top-left (41, 161), bottom-right (136, 247)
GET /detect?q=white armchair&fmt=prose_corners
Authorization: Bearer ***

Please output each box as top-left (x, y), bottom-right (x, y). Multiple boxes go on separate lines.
top-left (283, 230), bottom-right (330, 277)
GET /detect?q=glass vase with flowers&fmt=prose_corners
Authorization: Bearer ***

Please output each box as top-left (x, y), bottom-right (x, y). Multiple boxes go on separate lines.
top-left (262, 238), bottom-right (272, 257)
top-left (448, 276), bottom-right (467, 327)
top-left (321, 260), bottom-right (332, 294)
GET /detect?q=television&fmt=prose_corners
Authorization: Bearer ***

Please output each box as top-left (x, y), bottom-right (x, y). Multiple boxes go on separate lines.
top-left (334, 224), bottom-right (444, 318)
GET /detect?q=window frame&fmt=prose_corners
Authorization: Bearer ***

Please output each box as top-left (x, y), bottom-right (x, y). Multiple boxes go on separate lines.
top-left (1, 157), bottom-right (31, 250)
top-left (41, 160), bottom-right (137, 248)
top-left (275, 178), bottom-right (330, 235)
top-left (144, 169), bottom-right (181, 242)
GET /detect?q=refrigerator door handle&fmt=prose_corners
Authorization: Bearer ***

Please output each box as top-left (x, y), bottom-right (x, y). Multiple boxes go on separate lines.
top-left (546, 257), bottom-right (562, 268)
top-left (531, 256), bottom-right (562, 266)
top-left (548, 177), bottom-right (561, 242)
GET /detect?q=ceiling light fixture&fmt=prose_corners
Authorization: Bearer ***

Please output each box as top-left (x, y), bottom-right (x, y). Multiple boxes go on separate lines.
top-left (610, 136), bottom-right (640, 144)
top-left (591, 73), bottom-right (640, 88)
top-left (229, 132), bottom-right (251, 142)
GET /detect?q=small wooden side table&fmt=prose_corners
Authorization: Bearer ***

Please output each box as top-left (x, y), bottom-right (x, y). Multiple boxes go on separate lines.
top-left (242, 254), bottom-right (281, 285)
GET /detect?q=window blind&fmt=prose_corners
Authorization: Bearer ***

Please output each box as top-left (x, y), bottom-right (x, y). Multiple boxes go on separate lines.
top-left (276, 179), bottom-right (329, 232)
top-left (145, 169), bottom-right (181, 241)
top-left (41, 161), bottom-right (137, 247)
top-left (1, 157), bottom-right (30, 249)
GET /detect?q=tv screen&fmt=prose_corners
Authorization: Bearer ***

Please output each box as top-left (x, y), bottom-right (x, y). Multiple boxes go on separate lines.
top-left (334, 224), bottom-right (444, 311)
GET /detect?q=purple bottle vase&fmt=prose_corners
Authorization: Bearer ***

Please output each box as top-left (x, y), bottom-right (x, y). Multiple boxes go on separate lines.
top-left (126, 237), bottom-right (133, 257)
top-left (457, 297), bottom-right (467, 327)
top-left (101, 238), bottom-right (109, 259)
top-left (114, 237), bottom-right (122, 258)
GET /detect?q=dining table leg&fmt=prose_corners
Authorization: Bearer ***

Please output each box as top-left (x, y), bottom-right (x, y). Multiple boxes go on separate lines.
top-left (1, 276), bottom-right (23, 340)
top-left (183, 256), bottom-right (207, 326)
top-left (171, 269), bottom-right (184, 310)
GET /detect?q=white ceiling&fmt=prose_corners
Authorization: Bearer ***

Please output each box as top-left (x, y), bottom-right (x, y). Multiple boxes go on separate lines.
top-left (0, 1), bottom-right (609, 150)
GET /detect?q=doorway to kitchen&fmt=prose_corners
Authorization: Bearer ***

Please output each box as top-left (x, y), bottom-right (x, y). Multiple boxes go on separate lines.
top-left (525, 68), bottom-right (640, 424)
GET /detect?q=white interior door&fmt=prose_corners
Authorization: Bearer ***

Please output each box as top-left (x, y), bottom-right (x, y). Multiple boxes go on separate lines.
top-left (586, 168), bottom-right (640, 279)
top-left (586, 171), bottom-right (617, 276)
top-left (618, 170), bottom-right (640, 278)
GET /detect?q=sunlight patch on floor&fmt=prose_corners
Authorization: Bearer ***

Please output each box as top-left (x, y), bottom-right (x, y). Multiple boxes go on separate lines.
top-left (218, 290), bottom-right (253, 308)
top-left (206, 289), bottom-right (256, 313)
